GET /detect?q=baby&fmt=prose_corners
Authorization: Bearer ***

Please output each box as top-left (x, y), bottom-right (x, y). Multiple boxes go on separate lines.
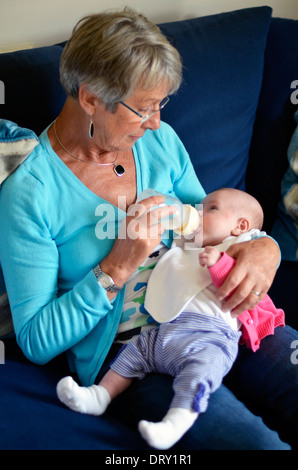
top-left (57, 188), bottom-right (284, 449)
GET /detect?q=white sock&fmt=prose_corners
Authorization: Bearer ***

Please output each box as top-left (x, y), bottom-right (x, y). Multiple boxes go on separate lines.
top-left (56, 376), bottom-right (111, 416)
top-left (138, 407), bottom-right (198, 449)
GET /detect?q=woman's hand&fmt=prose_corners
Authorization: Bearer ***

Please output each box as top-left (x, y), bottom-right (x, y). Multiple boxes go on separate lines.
top-left (218, 237), bottom-right (280, 316)
top-left (100, 195), bottom-right (175, 289)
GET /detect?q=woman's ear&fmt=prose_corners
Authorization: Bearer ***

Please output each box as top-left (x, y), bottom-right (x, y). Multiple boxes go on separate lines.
top-left (78, 84), bottom-right (98, 115)
top-left (231, 218), bottom-right (250, 236)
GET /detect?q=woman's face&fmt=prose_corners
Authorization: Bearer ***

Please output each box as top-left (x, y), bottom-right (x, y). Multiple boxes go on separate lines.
top-left (92, 83), bottom-right (169, 152)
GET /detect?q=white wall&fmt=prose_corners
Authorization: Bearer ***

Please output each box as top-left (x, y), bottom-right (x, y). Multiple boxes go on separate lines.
top-left (1, 0), bottom-right (297, 52)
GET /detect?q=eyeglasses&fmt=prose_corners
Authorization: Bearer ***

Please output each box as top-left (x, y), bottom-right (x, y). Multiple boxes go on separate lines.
top-left (119, 96), bottom-right (169, 123)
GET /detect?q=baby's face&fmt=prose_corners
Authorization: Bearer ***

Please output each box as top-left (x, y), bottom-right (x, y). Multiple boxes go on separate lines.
top-left (200, 192), bottom-right (239, 246)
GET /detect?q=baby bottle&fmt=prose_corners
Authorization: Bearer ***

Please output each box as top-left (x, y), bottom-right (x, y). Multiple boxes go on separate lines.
top-left (137, 189), bottom-right (199, 236)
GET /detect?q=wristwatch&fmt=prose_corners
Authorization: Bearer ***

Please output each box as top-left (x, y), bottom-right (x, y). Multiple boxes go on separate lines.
top-left (93, 264), bottom-right (123, 293)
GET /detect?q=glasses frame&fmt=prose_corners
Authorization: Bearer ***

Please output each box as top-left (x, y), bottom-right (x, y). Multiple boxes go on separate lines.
top-left (119, 96), bottom-right (169, 123)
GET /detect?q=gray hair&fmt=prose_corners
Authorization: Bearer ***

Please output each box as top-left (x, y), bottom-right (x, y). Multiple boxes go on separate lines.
top-left (60, 8), bottom-right (182, 110)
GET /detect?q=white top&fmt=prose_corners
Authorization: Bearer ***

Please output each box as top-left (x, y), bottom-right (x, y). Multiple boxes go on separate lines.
top-left (144, 229), bottom-right (265, 328)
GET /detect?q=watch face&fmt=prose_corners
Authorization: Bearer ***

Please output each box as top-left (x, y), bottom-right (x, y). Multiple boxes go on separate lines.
top-left (99, 272), bottom-right (113, 289)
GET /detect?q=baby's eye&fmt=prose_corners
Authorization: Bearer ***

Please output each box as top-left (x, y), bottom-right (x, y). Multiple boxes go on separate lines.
top-left (209, 205), bottom-right (217, 211)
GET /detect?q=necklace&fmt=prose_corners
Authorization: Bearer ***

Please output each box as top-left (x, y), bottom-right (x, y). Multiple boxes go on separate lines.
top-left (53, 119), bottom-right (125, 177)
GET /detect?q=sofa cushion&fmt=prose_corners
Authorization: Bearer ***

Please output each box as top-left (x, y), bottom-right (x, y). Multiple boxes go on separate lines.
top-left (159, 6), bottom-right (272, 194)
top-left (271, 110), bottom-right (298, 261)
top-left (0, 44), bottom-right (66, 135)
top-left (246, 17), bottom-right (298, 232)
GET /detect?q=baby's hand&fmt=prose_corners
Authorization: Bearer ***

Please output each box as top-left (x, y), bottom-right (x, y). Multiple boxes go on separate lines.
top-left (199, 246), bottom-right (221, 267)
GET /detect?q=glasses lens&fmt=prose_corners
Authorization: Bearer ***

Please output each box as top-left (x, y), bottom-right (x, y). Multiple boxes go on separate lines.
top-left (141, 97), bottom-right (169, 123)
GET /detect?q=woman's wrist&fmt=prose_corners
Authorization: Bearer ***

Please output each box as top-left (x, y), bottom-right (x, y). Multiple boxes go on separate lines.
top-left (264, 234), bottom-right (281, 268)
top-left (98, 257), bottom-right (132, 289)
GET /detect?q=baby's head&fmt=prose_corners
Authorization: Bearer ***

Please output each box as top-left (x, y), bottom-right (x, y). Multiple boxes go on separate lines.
top-left (200, 188), bottom-right (264, 246)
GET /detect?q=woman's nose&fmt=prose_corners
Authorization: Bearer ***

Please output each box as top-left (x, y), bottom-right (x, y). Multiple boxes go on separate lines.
top-left (142, 111), bottom-right (161, 131)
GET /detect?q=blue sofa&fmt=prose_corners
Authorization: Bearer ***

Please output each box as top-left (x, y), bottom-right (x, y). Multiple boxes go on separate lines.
top-left (0, 6), bottom-right (297, 450)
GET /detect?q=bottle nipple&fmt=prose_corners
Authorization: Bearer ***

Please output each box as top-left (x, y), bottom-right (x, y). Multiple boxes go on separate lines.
top-left (136, 189), bottom-right (199, 236)
top-left (174, 205), bottom-right (200, 236)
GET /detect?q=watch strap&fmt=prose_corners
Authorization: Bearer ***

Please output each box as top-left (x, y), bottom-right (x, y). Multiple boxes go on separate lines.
top-left (93, 264), bottom-right (122, 293)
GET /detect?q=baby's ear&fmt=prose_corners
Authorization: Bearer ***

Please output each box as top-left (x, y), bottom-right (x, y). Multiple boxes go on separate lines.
top-left (231, 218), bottom-right (250, 236)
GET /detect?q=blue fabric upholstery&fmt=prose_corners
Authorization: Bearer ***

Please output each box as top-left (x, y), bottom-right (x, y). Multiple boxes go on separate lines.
top-left (0, 44), bottom-right (66, 135)
top-left (0, 338), bottom-right (151, 450)
top-left (246, 17), bottom-right (298, 232)
top-left (271, 110), bottom-right (298, 261)
top-left (160, 7), bottom-right (272, 194)
top-left (0, 6), bottom-right (297, 450)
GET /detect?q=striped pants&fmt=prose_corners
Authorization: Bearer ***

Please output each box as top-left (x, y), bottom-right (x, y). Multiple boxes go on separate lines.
top-left (110, 312), bottom-right (241, 413)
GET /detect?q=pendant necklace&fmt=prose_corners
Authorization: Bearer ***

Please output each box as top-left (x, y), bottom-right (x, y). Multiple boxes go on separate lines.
top-left (53, 120), bottom-right (126, 177)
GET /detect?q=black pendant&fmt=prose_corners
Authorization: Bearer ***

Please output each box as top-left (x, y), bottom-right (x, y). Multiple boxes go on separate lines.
top-left (114, 164), bottom-right (125, 177)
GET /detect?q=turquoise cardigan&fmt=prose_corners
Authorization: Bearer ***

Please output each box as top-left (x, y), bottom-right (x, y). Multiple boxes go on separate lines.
top-left (0, 121), bottom-right (205, 385)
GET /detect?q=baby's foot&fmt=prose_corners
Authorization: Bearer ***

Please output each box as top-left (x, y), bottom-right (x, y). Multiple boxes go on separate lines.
top-left (139, 419), bottom-right (178, 449)
top-left (138, 407), bottom-right (198, 449)
top-left (56, 376), bottom-right (111, 415)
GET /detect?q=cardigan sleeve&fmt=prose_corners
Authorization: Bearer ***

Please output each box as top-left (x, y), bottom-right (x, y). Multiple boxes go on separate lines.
top-left (208, 252), bottom-right (236, 288)
top-left (0, 160), bottom-right (115, 365)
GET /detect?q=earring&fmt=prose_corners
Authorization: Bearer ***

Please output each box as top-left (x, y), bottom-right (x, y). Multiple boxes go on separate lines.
top-left (89, 116), bottom-right (94, 138)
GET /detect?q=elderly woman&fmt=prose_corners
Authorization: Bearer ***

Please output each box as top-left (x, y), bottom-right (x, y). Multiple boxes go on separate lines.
top-left (0, 9), bottom-right (296, 450)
